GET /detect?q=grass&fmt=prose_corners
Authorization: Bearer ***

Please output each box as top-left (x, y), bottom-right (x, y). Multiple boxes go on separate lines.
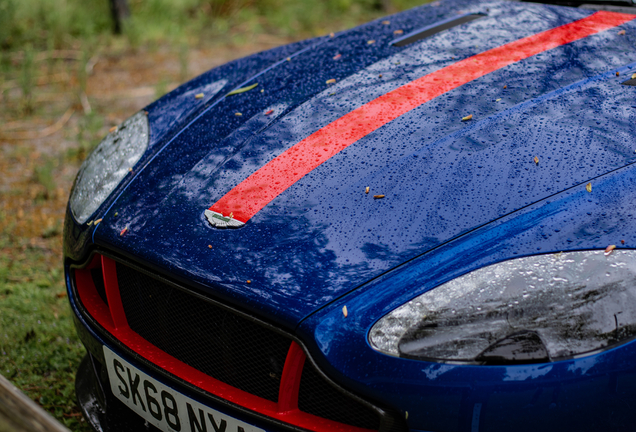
top-left (0, 0), bottom-right (429, 430)
top-left (0, 139), bottom-right (92, 430)
top-left (0, 220), bottom-right (91, 431)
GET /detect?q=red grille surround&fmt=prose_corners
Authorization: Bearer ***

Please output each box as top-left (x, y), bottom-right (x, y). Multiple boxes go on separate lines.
top-left (74, 254), bottom-right (376, 432)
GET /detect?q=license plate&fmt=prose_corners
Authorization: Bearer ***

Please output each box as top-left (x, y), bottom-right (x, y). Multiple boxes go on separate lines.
top-left (104, 346), bottom-right (265, 432)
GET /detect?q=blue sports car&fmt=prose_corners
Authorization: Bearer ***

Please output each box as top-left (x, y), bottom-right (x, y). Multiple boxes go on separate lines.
top-left (65, 0), bottom-right (636, 431)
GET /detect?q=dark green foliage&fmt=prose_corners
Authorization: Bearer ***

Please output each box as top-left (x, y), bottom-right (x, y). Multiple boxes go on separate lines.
top-left (0, 0), bottom-right (111, 50)
top-left (1, 0), bottom-right (427, 51)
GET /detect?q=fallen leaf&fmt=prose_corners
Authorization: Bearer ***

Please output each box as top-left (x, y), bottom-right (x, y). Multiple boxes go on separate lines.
top-left (379, 74), bottom-right (383, 78)
top-left (330, 32), bottom-right (335, 37)
top-left (342, 305), bottom-right (348, 317)
top-left (374, 194), bottom-right (385, 199)
top-left (367, 39), bottom-right (375, 45)
top-left (586, 182), bottom-right (592, 193)
top-left (394, 29), bottom-right (404, 35)
top-left (621, 239), bottom-right (626, 244)
top-left (333, 53), bottom-right (342, 60)
top-left (365, 186), bottom-right (370, 194)
top-left (56, 292), bottom-right (68, 298)
top-left (632, 73), bottom-right (636, 79)
top-left (503, 85), bottom-right (507, 89)
top-left (617, 71), bottom-right (620, 76)
top-left (619, 29), bottom-right (626, 35)
top-left (208, 245), bottom-right (212, 249)
top-left (94, 218), bottom-right (103, 224)
top-left (128, 167), bottom-right (133, 172)
top-left (195, 93), bottom-right (204, 99)
top-left (120, 227), bottom-right (128, 236)
top-left (534, 156), bottom-right (539, 165)
top-left (109, 126), bottom-right (117, 133)
top-left (226, 83), bottom-right (258, 96)
top-left (265, 109), bottom-right (274, 115)
top-left (247, 280), bottom-right (251, 284)
top-left (87, 220), bottom-right (93, 226)
top-left (114, 212), bottom-right (118, 217)
top-left (495, 98), bottom-right (501, 102)
top-left (286, 57), bottom-right (291, 61)
top-left (229, 212), bottom-right (234, 218)
top-left (462, 114), bottom-right (473, 121)
top-left (605, 244), bottom-right (616, 256)
top-left (382, 20), bottom-right (390, 25)
top-left (326, 78), bottom-right (336, 84)
top-left (235, 112), bottom-right (242, 116)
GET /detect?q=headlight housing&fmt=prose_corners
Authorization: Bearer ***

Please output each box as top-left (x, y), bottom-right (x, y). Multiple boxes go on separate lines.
top-left (369, 250), bottom-right (636, 364)
top-left (70, 111), bottom-right (149, 224)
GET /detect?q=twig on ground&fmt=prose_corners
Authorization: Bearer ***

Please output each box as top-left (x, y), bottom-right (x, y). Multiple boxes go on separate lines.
top-left (2, 72), bottom-right (72, 91)
top-left (85, 55), bottom-right (99, 75)
top-left (79, 91), bottom-right (91, 115)
top-left (0, 108), bottom-right (74, 140)
top-left (10, 50), bottom-right (82, 62)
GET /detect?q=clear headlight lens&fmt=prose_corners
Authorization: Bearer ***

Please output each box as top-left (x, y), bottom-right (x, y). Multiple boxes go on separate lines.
top-left (70, 111), bottom-right (149, 224)
top-left (369, 250), bottom-right (636, 364)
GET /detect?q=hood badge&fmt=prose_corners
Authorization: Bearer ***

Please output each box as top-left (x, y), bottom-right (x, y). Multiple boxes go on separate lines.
top-left (205, 210), bottom-right (245, 229)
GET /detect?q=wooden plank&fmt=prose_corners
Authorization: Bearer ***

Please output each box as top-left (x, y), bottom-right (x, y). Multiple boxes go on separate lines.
top-left (0, 373), bottom-right (70, 432)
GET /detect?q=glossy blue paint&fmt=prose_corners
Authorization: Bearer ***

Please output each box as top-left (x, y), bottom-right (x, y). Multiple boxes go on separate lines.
top-left (82, 0), bottom-right (636, 329)
top-left (299, 162), bottom-right (636, 431)
top-left (63, 36), bottom-right (322, 261)
top-left (63, 0), bottom-right (636, 430)
top-left (64, 0), bottom-right (462, 261)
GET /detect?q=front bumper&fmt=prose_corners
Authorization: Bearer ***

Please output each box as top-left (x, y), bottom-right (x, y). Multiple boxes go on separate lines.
top-left (68, 246), bottom-right (636, 432)
top-left (67, 252), bottom-right (407, 432)
top-left (76, 353), bottom-right (160, 432)
top-left (70, 294), bottom-right (289, 432)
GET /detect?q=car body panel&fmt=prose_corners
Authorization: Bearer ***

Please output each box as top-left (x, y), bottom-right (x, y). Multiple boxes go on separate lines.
top-left (299, 161), bottom-right (636, 431)
top-left (65, 0), bottom-right (636, 431)
top-left (63, 36), bottom-right (321, 261)
top-left (84, 0), bottom-right (636, 329)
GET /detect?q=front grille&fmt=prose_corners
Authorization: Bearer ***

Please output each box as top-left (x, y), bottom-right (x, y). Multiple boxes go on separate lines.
top-left (75, 256), bottom-right (403, 432)
top-left (299, 361), bottom-right (381, 430)
top-left (91, 267), bottom-right (108, 306)
top-left (117, 263), bottom-right (291, 402)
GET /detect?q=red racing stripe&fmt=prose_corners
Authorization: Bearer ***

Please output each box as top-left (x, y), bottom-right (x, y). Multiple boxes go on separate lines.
top-left (210, 11), bottom-right (635, 223)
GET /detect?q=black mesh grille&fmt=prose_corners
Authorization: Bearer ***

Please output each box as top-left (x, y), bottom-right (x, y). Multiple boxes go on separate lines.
top-left (116, 263), bottom-right (291, 402)
top-left (91, 267), bottom-right (108, 306)
top-left (298, 361), bottom-right (381, 430)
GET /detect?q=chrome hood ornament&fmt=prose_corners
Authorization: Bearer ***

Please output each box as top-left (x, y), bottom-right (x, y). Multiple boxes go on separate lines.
top-left (204, 210), bottom-right (245, 229)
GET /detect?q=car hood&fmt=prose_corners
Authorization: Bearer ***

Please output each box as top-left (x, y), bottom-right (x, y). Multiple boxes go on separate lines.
top-left (93, 0), bottom-right (636, 329)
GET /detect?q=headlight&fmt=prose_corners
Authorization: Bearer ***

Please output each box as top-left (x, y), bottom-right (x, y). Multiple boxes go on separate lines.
top-left (70, 111), bottom-right (149, 224)
top-left (369, 250), bottom-right (636, 364)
